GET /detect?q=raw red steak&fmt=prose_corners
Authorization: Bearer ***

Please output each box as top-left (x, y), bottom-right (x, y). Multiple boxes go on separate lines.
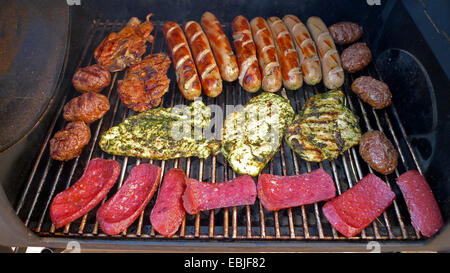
top-left (396, 170), bottom-right (443, 237)
top-left (97, 163), bottom-right (162, 235)
top-left (183, 175), bottom-right (257, 215)
top-left (257, 169), bottom-right (336, 211)
top-left (150, 168), bottom-right (186, 238)
top-left (322, 173), bottom-right (395, 237)
top-left (50, 158), bottom-right (120, 229)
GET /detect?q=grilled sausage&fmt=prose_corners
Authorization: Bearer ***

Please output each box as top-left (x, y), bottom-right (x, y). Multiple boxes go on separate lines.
top-left (232, 15), bottom-right (262, 93)
top-left (163, 22), bottom-right (201, 100)
top-left (72, 64), bottom-right (111, 93)
top-left (359, 130), bottom-right (398, 175)
top-left (267, 17), bottom-right (303, 90)
top-left (307, 16), bottom-right (344, 89)
top-left (341, 42), bottom-right (372, 73)
top-left (283, 15), bottom-right (322, 86)
top-left (50, 121), bottom-right (91, 161)
top-left (184, 21), bottom-right (222, 98)
top-left (201, 12), bottom-right (239, 82)
top-left (250, 17), bottom-right (282, 92)
top-left (63, 92), bottom-right (110, 124)
top-left (328, 22), bottom-right (363, 45)
top-left (351, 76), bottom-right (392, 109)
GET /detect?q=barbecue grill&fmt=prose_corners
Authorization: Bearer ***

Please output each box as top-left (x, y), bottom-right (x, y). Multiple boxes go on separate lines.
top-left (0, 0), bottom-right (449, 252)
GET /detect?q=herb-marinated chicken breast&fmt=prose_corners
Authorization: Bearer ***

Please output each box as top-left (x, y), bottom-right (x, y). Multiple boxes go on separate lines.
top-left (285, 90), bottom-right (361, 162)
top-left (99, 100), bottom-right (220, 160)
top-left (221, 92), bottom-right (295, 176)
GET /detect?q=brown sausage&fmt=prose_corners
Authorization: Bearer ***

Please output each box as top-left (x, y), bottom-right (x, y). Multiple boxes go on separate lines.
top-left (267, 17), bottom-right (303, 90)
top-left (232, 15), bottom-right (262, 93)
top-left (184, 21), bottom-right (223, 98)
top-left (307, 16), bottom-right (344, 90)
top-left (250, 17), bottom-right (283, 93)
top-left (201, 12), bottom-right (239, 82)
top-left (163, 22), bottom-right (202, 100)
top-left (351, 76), bottom-right (392, 109)
top-left (359, 130), bottom-right (398, 175)
top-left (283, 15), bottom-right (322, 86)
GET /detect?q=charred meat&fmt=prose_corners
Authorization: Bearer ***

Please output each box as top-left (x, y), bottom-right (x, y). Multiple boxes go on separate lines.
top-left (117, 53), bottom-right (171, 112)
top-left (72, 64), bottom-right (111, 93)
top-left (94, 14), bottom-right (154, 72)
top-left (50, 121), bottom-right (91, 161)
top-left (285, 90), bottom-right (361, 162)
top-left (63, 92), bottom-right (110, 124)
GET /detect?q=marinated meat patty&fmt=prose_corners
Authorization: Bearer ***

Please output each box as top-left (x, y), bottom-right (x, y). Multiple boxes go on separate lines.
top-left (94, 14), bottom-right (154, 72)
top-left (50, 121), bottom-right (91, 161)
top-left (63, 93), bottom-right (111, 124)
top-left (72, 64), bottom-right (111, 93)
top-left (117, 53), bottom-right (171, 112)
top-left (359, 130), bottom-right (398, 175)
top-left (341, 42), bottom-right (372, 73)
top-left (351, 76), bottom-right (392, 109)
top-left (328, 22), bottom-right (363, 45)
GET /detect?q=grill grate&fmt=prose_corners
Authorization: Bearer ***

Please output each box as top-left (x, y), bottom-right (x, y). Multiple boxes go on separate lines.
top-left (15, 20), bottom-right (425, 241)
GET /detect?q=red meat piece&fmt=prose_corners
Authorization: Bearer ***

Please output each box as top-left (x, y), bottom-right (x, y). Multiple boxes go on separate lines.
top-left (323, 173), bottom-right (395, 237)
top-left (257, 168), bottom-right (336, 211)
top-left (150, 168), bottom-right (186, 238)
top-left (50, 158), bottom-right (120, 229)
top-left (396, 170), bottom-right (444, 237)
top-left (97, 163), bottom-right (162, 235)
top-left (183, 175), bottom-right (257, 215)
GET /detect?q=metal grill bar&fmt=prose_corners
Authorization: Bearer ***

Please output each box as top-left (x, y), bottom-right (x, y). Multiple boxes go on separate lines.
top-left (15, 20), bottom-right (425, 242)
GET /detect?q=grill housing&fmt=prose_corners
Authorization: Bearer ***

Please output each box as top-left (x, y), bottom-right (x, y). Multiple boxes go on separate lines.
top-left (1, 0), bottom-right (449, 252)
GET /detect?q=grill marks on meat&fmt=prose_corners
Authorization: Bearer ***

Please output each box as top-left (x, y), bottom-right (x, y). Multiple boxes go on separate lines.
top-left (285, 90), bottom-right (361, 162)
top-left (94, 14), bottom-right (154, 72)
top-left (117, 53), bottom-right (171, 112)
top-left (63, 92), bottom-right (110, 124)
top-left (50, 121), bottom-right (91, 161)
top-left (351, 76), bottom-right (392, 109)
top-left (359, 130), bottom-right (398, 175)
top-left (328, 22), bottom-right (363, 45)
top-left (232, 15), bottom-right (262, 93)
top-left (163, 22), bottom-right (202, 100)
top-left (283, 14), bottom-right (322, 86)
top-left (72, 64), bottom-right (111, 93)
top-left (267, 16), bottom-right (303, 90)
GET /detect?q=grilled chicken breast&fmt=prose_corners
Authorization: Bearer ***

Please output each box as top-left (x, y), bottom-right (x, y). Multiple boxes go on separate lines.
top-left (285, 90), bottom-right (361, 162)
top-left (221, 92), bottom-right (295, 176)
top-left (99, 101), bottom-right (219, 160)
